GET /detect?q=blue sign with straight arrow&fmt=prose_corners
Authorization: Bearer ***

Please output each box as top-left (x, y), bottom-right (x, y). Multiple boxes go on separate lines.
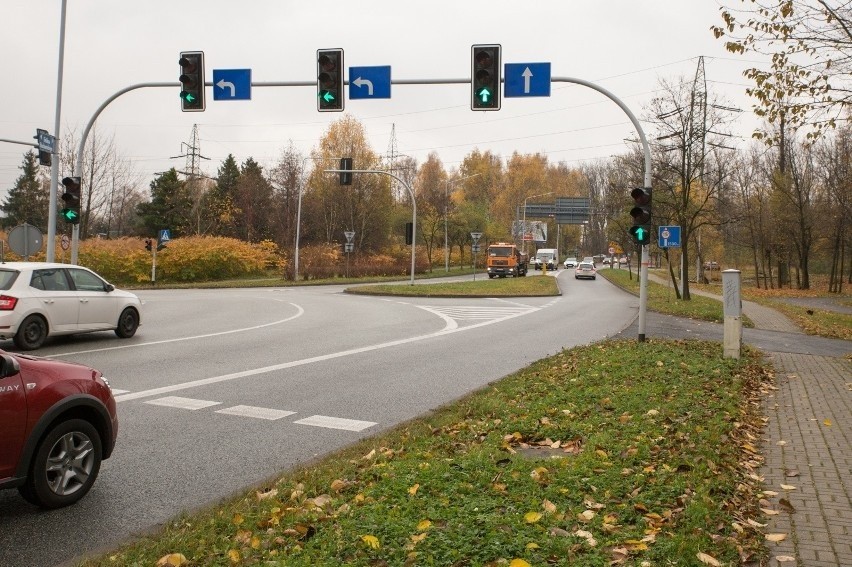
top-left (504, 62), bottom-right (551, 97)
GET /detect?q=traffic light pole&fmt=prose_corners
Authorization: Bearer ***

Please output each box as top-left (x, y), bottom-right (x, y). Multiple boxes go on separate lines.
top-left (69, 75), bottom-right (650, 339)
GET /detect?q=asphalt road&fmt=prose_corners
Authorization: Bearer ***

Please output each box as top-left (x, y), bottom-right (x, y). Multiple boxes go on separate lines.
top-left (0, 271), bottom-right (637, 567)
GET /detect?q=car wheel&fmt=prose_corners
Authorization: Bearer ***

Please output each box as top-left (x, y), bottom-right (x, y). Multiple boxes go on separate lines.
top-left (488, 274), bottom-right (495, 279)
top-left (18, 419), bottom-right (103, 509)
top-left (115, 307), bottom-right (139, 338)
top-left (13, 315), bottom-right (48, 350)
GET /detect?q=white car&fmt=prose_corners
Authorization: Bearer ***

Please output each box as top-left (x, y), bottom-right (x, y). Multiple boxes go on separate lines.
top-left (0, 262), bottom-right (142, 350)
top-left (563, 257), bottom-right (578, 268)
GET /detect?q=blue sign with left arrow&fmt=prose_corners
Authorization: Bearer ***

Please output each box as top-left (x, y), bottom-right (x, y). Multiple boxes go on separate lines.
top-left (213, 69), bottom-right (252, 101)
top-left (349, 66), bottom-right (391, 99)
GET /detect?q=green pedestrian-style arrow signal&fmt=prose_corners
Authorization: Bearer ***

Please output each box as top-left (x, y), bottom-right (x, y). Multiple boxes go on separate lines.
top-left (477, 88), bottom-right (491, 103)
top-left (321, 91), bottom-right (335, 103)
top-left (635, 227), bottom-right (646, 240)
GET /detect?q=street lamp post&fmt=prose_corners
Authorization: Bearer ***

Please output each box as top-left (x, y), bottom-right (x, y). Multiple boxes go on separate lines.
top-left (444, 173), bottom-right (481, 272)
top-left (521, 191), bottom-right (553, 255)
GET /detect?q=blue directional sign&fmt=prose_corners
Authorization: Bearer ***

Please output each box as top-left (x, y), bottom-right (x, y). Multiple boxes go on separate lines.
top-left (349, 66), bottom-right (391, 99)
top-left (504, 62), bottom-right (551, 97)
top-left (213, 69), bottom-right (252, 101)
top-left (658, 225), bottom-right (681, 248)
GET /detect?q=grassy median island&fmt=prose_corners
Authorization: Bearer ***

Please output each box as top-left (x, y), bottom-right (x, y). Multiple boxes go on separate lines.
top-left (81, 339), bottom-right (771, 567)
top-left (345, 274), bottom-right (560, 297)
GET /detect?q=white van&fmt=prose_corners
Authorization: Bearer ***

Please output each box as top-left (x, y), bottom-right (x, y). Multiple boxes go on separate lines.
top-left (535, 248), bottom-right (558, 270)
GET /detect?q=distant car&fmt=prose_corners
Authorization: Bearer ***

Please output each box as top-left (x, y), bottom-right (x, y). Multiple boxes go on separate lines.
top-left (582, 256), bottom-right (595, 266)
top-left (0, 350), bottom-right (118, 508)
top-left (0, 262), bottom-right (142, 350)
top-left (563, 257), bottom-right (578, 269)
top-left (602, 257), bottom-right (612, 265)
top-left (575, 262), bottom-right (597, 280)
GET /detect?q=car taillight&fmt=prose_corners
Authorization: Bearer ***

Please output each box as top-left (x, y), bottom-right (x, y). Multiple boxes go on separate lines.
top-left (0, 295), bottom-right (18, 310)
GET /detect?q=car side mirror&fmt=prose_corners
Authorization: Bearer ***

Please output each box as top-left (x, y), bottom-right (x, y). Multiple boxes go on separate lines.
top-left (0, 354), bottom-right (21, 378)
top-left (105, 284), bottom-right (115, 292)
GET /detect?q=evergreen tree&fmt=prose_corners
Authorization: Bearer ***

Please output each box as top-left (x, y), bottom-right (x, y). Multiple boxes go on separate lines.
top-left (234, 158), bottom-right (274, 242)
top-left (1, 151), bottom-right (51, 230)
top-left (136, 169), bottom-right (194, 237)
top-left (203, 154), bottom-right (241, 237)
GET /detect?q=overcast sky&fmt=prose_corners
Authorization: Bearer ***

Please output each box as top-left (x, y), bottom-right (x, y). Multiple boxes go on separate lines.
top-left (0, 0), bottom-right (768, 199)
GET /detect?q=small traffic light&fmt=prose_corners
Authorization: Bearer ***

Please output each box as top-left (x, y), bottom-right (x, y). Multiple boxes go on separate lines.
top-left (60, 176), bottom-right (82, 225)
top-left (629, 187), bottom-right (652, 245)
top-left (317, 49), bottom-right (344, 112)
top-left (179, 51), bottom-right (205, 112)
top-left (405, 222), bottom-right (414, 245)
top-left (145, 239), bottom-right (152, 252)
top-left (339, 157), bottom-right (353, 185)
top-left (471, 44), bottom-right (501, 110)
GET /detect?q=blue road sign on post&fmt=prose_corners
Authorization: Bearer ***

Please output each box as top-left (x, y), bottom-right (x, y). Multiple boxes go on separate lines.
top-left (213, 69), bottom-right (252, 100)
top-left (504, 63), bottom-right (551, 97)
top-left (658, 225), bottom-right (681, 248)
top-left (349, 66), bottom-right (391, 99)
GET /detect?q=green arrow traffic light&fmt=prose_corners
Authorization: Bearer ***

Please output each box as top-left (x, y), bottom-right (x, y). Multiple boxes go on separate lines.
top-left (61, 208), bottom-right (80, 223)
top-left (477, 87), bottom-right (491, 103)
top-left (321, 91), bottom-right (335, 103)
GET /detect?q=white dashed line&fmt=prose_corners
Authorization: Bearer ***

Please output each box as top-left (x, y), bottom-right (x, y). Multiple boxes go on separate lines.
top-left (293, 415), bottom-right (377, 432)
top-left (216, 405), bottom-right (296, 420)
top-left (145, 396), bottom-right (221, 411)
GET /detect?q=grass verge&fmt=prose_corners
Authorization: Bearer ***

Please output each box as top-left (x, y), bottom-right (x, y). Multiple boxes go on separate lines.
top-left (80, 339), bottom-right (771, 567)
top-left (345, 274), bottom-right (560, 297)
top-left (598, 269), bottom-right (755, 327)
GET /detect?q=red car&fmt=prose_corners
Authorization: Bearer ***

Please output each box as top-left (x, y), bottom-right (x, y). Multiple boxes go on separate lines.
top-left (0, 350), bottom-right (117, 508)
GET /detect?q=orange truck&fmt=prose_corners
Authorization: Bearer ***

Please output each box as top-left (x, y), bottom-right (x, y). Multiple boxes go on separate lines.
top-left (485, 242), bottom-right (529, 278)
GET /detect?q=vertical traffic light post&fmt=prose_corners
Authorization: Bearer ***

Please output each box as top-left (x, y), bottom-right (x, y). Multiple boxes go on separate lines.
top-left (471, 45), bottom-right (501, 110)
top-left (326, 167), bottom-right (417, 286)
top-left (179, 52), bottom-right (206, 112)
top-left (317, 49), bottom-right (344, 112)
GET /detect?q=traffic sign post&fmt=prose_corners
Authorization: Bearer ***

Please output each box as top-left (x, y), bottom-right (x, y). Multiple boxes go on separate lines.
top-left (471, 232), bottom-right (483, 281)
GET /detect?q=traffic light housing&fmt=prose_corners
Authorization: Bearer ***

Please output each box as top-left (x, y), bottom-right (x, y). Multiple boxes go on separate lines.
top-left (179, 51), bottom-right (205, 112)
top-left (60, 176), bottom-right (82, 225)
top-left (629, 187), bottom-right (652, 245)
top-left (317, 49), bottom-right (344, 112)
top-left (405, 222), bottom-right (414, 245)
top-left (339, 157), bottom-right (353, 185)
top-left (471, 44), bottom-right (501, 110)
top-left (145, 239), bottom-right (152, 252)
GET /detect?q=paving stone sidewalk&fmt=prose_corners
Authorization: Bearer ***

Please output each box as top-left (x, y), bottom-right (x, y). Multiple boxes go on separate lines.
top-left (619, 275), bottom-right (851, 566)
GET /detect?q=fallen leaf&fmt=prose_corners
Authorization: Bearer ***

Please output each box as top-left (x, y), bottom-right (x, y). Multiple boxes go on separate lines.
top-left (542, 499), bottom-right (557, 514)
top-left (823, 419), bottom-right (832, 426)
top-left (761, 508), bottom-right (781, 515)
top-left (509, 560), bottom-right (531, 567)
top-left (578, 510), bottom-right (595, 522)
top-left (232, 513), bottom-right (244, 526)
top-left (696, 551), bottom-right (722, 566)
top-left (780, 484), bottom-right (797, 490)
top-left (408, 484), bottom-right (420, 496)
top-left (156, 554), bottom-right (188, 567)
top-left (775, 555), bottom-right (795, 562)
top-left (779, 498), bottom-right (796, 513)
top-left (410, 532), bottom-right (427, 544)
top-left (766, 533), bottom-right (787, 542)
top-left (228, 549), bottom-right (240, 563)
top-left (256, 488), bottom-right (278, 500)
top-left (361, 534), bottom-right (380, 549)
top-left (331, 479), bottom-right (349, 492)
top-left (526, 542), bottom-right (540, 550)
top-left (524, 511), bottom-right (543, 524)
top-left (417, 519), bottom-right (432, 531)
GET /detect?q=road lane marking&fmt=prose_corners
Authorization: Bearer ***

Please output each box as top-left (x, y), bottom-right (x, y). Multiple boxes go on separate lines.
top-left (46, 303), bottom-right (305, 357)
top-left (216, 405), bottom-right (296, 420)
top-left (114, 303), bottom-right (539, 404)
top-left (145, 396), bottom-right (221, 410)
top-left (293, 415), bottom-right (376, 432)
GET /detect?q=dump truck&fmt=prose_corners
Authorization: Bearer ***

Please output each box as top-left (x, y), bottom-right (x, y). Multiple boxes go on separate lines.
top-left (486, 242), bottom-right (528, 278)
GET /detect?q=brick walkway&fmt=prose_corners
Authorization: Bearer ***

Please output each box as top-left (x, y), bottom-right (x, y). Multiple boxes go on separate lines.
top-left (761, 353), bottom-right (851, 566)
